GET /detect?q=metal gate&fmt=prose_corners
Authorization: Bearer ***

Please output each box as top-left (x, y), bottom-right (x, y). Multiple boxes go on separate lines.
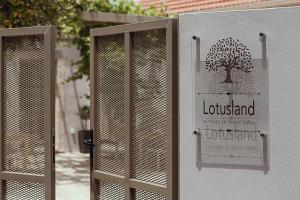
top-left (0, 26), bottom-right (56, 200)
top-left (90, 19), bottom-right (178, 200)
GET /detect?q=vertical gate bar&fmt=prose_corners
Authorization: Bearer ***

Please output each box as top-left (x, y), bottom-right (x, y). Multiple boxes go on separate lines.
top-left (0, 181), bottom-right (4, 200)
top-left (166, 19), bottom-right (179, 200)
top-left (0, 35), bottom-right (4, 200)
top-left (124, 32), bottom-right (133, 200)
top-left (44, 26), bottom-right (56, 200)
top-left (90, 33), bottom-right (96, 200)
top-left (166, 20), bottom-right (173, 200)
top-left (50, 26), bottom-right (56, 200)
top-left (173, 19), bottom-right (179, 200)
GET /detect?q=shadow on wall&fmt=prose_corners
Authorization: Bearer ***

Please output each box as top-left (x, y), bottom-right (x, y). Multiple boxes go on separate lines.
top-left (55, 46), bottom-right (90, 153)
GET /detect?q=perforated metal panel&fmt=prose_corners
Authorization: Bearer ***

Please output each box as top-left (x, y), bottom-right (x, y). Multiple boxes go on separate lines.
top-left (95, 180), bottom-right (125, 200)
top-left (134, 189), bottom-right (167, 200)
top-left (131, 29), bottom-right (167, 185)
top-left (0, 26), bottom-right (55, 200)
top-left (3, 35), bottom-right (45, 175)
top-left (95, 34), bottom-right (125, 176)
top-left (5, 180), bottom-right (45, 200)
top-left (91, 20), bottom-right (177, 200)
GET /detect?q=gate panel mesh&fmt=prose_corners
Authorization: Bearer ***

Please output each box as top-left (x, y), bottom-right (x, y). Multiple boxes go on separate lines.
top-left (95, 180), bottom-right (125, 200)
top-left (134, 189), bottom-right (167, 200)
top-left (5, 180), bottom-right (45, 200)
top-left (95, 34), bottom-right (125, 176)
top-left (2, 35), bottom-right (45, 175)
top-left (131, 29), bottom-right (167, 185)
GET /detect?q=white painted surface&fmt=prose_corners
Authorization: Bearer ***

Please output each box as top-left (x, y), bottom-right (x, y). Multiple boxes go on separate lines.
top-left (179, 7), bottom-right (300, 200)
top-left (55, 46), bottom-right (90, 152)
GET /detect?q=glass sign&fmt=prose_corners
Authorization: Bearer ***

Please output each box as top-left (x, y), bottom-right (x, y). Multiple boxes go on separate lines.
top-left (194, 36), bottom-right (269, 172)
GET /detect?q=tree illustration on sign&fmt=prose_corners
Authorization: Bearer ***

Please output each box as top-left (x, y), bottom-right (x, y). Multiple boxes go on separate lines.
top-left (206, 37), bottom-right (253, 83)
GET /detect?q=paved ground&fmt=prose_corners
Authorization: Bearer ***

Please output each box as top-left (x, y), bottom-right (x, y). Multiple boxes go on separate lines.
top-left (56, 152), bottom-right (90, 200)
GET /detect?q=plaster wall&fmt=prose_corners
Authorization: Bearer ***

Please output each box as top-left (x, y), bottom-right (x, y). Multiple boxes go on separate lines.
top-left (55, 46), bottom-right (90, 152)
top-left (179, 7), bottom-right (300, 200)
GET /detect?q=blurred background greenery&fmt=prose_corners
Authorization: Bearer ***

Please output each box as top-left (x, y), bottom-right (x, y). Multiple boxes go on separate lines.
top-left (0, 0), bottom-right (168, 83)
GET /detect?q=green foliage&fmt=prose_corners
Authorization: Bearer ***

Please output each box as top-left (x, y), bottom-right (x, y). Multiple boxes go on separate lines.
top-left (66, 0), bottom-right (169, 82)
top-left (1, 0), bottom-right (170, 127)
top-left (78, 105), bottom-right (90, 120)
top-left (1, 0), bottom-right (80, 38)
top-left (78, 105), bottom-right (90, 130)
top-left (0, 0), bottom-right (168, 82)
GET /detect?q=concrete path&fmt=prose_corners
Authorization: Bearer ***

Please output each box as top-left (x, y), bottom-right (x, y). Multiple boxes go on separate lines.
top-left (56, 152), bottom-right (90, 200)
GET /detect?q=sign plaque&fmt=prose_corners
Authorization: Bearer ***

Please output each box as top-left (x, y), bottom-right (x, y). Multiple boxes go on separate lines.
top-left (194, 35), bottom-right (269, 172)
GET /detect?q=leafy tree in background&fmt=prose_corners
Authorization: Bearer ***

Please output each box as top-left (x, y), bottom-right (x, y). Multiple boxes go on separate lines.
top-left (68, 0), bottom-right (168, 82)
top-left (1, 1), bottom-right (170, 145)
top-left (1, 0), bottom-right (77, 37)
top-left (0, 0), bottom-right (168, 82)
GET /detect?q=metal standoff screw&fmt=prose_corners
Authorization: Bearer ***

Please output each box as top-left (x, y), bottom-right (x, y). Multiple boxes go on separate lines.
top-left (259, 32), bottom-right (264, 37)
top-left (193, 130), bottom-right (198, 135)
top-left (260, 133), bottom-right (265, 137)
top-left (192, 36), bottom-right (199, 40)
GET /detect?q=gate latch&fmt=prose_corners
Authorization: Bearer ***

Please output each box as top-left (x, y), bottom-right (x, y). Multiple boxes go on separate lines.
top-left (83, 129), bottom-right (95, 160)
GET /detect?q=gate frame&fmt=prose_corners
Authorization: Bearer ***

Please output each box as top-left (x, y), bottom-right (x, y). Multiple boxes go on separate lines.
top-left (90, 19), bottom-right (178, 200)
top-left (0, 26), bottom-right (56, 200)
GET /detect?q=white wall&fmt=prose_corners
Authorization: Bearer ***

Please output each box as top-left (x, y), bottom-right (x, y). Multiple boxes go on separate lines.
top-left (55, 46), bottom-right (90, 152)
top-left (179, 7), bottom-right (300, 200)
